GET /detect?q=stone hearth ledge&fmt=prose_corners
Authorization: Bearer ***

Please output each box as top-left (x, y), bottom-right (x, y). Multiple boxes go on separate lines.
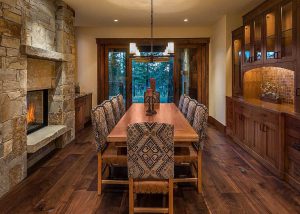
top-left (21, 45), bottom-right (74, 62)
top-left (27, 125), bottom-right (69, 153)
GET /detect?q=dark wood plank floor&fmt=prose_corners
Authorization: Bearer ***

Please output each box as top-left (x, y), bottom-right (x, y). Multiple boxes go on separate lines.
top-left (0, 125), bottom-right (299, 213)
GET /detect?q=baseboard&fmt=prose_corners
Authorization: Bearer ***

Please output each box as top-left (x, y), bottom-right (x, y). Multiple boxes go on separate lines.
top-left (208, 116), bottom-right (226, 133)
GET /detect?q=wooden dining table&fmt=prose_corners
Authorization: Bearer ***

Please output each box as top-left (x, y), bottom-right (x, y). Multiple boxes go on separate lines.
top-left (107, 103), bottom-right (199, 144)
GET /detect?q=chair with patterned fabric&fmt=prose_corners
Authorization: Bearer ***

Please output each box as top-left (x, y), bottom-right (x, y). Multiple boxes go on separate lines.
top-left (174, 103), bottom-right (208, 194)
top-left (144, 91), bottom-right (161, 104)
top-left (181, 96), bottom-right (191, 116)
top-left (111, 96), bottom-right (121, 123)
top-left (91, 104), bottom-right (127, 195)
top-left (127, 122), bottom-right (174, 214)
top-left (186, 99), bottom-right (197, 125)
top-left (178, 94), bottom-right (185, 111)
top-left (102, 100), bottom-right (116, 133)
top-left (117, 94), bottom-right (126, 116)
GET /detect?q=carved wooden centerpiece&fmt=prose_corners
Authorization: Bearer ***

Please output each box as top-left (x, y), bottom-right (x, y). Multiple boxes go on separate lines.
top-left (146, 88), bottom-right (157, 116)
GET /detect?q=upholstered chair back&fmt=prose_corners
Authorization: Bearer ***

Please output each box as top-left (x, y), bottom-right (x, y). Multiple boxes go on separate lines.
top-left (102, 100), bottom-right (116, 133)
top-left (181, 96), bottom-right (191, 116)
top-left (91, 105), bottom-right (109, 152)
top-left (192, 104), bottom-right (209, 150)
top-left (111, 96), bottom-right (121, 122)
top-left (127, 122), bottom-right (174, 180)
top-left (117, 94), bottom-right (126, 116)
top-left (186, 99), bottom-right (198, 125)
top-left (144, 91), bottom-right (161, 104)
top-left (178, 94), bottom-right (185, 111)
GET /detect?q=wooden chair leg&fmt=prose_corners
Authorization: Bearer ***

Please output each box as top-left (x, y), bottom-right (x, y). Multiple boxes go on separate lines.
top-left (197, 150), bottom-right (203, 194)
top-left (169, 179), bottom-right (173, 214)
top-left (98, 153), bottom-right (102, 195)
top-left (129, 178), bottom-right (134, 214)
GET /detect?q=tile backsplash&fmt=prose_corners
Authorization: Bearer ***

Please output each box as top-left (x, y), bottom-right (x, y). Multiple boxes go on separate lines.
top-left (244, 67), bottom-right (294, 104)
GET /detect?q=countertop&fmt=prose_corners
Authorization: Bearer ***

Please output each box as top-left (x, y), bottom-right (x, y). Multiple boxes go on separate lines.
top-left (75, 92), bottom-right (92, 99)
top-left (228, 97), bottom-right (300, 120)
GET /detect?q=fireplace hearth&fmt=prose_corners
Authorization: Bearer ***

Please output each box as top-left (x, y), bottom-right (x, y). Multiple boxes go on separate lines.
top-left (27, 90), bottom-right (48, 134)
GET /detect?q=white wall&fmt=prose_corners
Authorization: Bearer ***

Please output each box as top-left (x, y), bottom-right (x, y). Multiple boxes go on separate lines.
top-left (209, 14), bottom-right (242, 125)
top-left (76, 17), bottom-right (242, 125)
top-left (76, 26), bottom-right (211, 107)
top-left (209, 16), bottom-right (227, 125)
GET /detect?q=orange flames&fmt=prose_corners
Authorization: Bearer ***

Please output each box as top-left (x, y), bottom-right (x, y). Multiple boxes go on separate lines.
top-left (27, 103), bottom-right (36, 124)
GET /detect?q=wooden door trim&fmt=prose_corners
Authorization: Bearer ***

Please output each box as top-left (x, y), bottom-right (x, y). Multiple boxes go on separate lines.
top-left (97, 38), bottom-right (210, 109)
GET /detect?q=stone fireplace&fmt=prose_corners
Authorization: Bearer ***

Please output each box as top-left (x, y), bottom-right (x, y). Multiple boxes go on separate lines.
top-left (26, 90), bottom-right (48, 134)
top-left (0, 0), bottom-right (76, 198)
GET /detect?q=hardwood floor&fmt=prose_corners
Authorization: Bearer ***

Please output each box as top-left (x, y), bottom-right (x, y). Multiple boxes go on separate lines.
top-left (0, 125), bottom-right (299, 213)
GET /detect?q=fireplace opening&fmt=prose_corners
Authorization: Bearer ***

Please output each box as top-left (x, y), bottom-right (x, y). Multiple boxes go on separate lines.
top-left (27, 90), bottom-right (48, 134)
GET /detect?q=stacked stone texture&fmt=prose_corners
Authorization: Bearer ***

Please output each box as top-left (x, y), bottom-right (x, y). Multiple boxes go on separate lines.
top-left (0, 0), bottom-right (27, 197)
top-left (0, 0), bottom-right (75, 197)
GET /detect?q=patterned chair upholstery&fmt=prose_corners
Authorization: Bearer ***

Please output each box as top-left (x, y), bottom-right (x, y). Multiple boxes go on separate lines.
top-left (111, 96), bottom-right (122, 123)
top-left (117, 94), bottom-right (126, 116)
top-left (91, 105), bottom-right (108, 152)
top-left (144, 91), bottom-right (161, 104)
top-left (127, 122), bottom-right (175, 214)
top-left (181, 96), bottom-right (191, 116)
top-left (192, 104), bottom-right (209, 150)
top-left (186, 99), bottom-right (197, 125)
top-left (178, 94), bottom-right (185, 111)
top-left (91, 102), bottom-right (128, 195)
top-left (102, 100), bottom-right (116, 133)
top-left (127, 122), bottom-right (174, 180)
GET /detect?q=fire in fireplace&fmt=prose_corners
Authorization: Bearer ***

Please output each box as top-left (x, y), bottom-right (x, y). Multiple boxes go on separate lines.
top-left (27, 90), bottom-right (48, 134)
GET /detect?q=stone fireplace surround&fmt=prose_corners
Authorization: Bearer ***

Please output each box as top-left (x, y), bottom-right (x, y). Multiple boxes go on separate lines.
top-left (0, 0), bottom-right (76, 198)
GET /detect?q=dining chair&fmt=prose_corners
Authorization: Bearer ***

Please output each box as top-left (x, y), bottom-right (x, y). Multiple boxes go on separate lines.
top-left (111, 96), bottom-right (122, 123)
top-left (174, 103), bottom-right (208, 194)
top-left (178, 94), bottom-right (185, 111)
top-left (192, 104), bottom-right (208, 193)
top-left (127, 122), bottom-right (174, 214)
top-left (144, 91), bottom-right (161, 103)
top-left (91, 104), bottom-right (128, 195)
top-left (186, 99), bottom-right (197, 125)
top-left (181, 96), bottom-right (191, 117)
top-left (102, 100), bottom-right (116, 133)
top-left (117, 94), bottom-right (126, 116)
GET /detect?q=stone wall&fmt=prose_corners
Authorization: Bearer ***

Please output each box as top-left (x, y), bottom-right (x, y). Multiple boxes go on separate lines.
top-left (0, 0), bottom-right (27, 198)
top-left (0, 0), bottom-right (75, 198)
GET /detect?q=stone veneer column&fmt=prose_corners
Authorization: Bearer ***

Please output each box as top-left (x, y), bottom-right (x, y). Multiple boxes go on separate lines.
top-left (0, 0), bottom-right (27, 197)
top-left (52, 0), bottom-right (75, 143)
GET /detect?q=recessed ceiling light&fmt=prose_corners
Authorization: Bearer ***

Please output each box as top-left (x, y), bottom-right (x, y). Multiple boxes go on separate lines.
top-left (184, 18), bottom-right (189, 22)
top-left (114, 19), bottom-right (119, 22)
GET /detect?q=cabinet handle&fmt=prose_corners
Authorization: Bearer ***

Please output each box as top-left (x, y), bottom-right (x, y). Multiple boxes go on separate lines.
top-left (292, 143), bottom-right (300, 151)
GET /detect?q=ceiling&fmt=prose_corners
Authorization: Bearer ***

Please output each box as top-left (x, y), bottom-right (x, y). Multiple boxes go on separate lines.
top-left (64, 0), bottom-right (264, 27)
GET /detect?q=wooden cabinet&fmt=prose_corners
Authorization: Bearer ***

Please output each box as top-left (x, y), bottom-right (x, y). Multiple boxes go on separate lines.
top-left (75, 93), bottom-right (92, 133)
top-left (285, 114), bottom-right (300, 191)
top-left (226, 97), bottom-right (234, 135)
top-left (232, 28), bottom-right (243, 97)
top-left (227, 97), bottom-right (284, 177)
top-left (238, 0), bottom-right (296, 70)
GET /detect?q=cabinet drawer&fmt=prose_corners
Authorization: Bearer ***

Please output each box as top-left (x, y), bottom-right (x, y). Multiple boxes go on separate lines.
top-left (253, 109), bottom-right (279, 125)
top-left (76, 96), bottom-right (86, 106)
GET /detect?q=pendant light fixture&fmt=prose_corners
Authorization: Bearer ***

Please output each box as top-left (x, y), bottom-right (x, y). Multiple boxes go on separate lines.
top-left (129, 0), bottom-right (174, 60)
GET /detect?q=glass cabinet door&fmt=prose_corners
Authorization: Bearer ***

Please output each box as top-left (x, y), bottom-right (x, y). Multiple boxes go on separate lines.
top-left (265, 10), bottom-right (277, 61)
top-left (281, 1), bottom-right (293, 59)
top-left (233, 36), bottom-right (242, 96)
top-left (253, 18), bottom-right (262, 62)
top-left (244, 24), bottom-right (252, 63)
